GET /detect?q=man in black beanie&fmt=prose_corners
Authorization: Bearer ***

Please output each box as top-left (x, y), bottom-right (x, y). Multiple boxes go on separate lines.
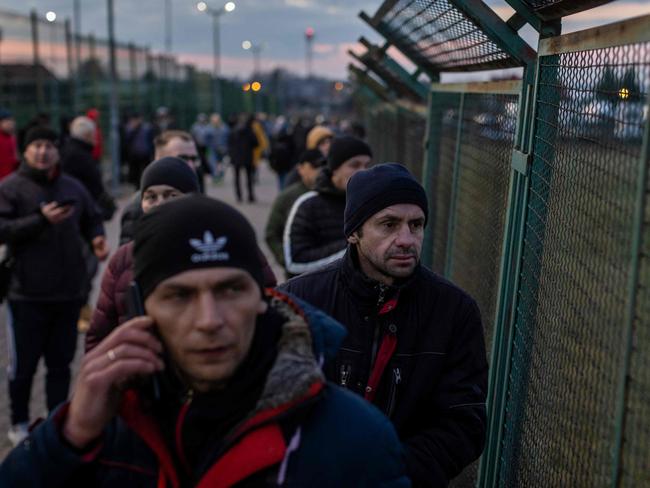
top-left (1, 195), bottom-right (411, 488)
top-left (119, 129), bottom-right (203, 246)
top-left (84, 156), bottom-right (200, 352)
top-left (282, 163), bottom-right (488, 487)
top-left (265, 148), bottom-right (326, 275)
top-left (0, 126), bottom-right (107, 446)
top-left (282, 135), bottom-right (371, 276)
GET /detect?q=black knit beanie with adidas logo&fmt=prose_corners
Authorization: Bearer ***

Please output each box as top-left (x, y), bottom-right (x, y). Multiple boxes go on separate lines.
top-left (134, 195), bottom-right (264, 298)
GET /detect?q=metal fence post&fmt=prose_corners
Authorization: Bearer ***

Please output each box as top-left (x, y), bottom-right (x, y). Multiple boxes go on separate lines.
top-left (30, 10), bottom-right (44, 110)
top-left (610, 88), bottom-right (650, 488)
top-left (64, 19), bottom-right (75, 112)
top-left (443, 93), bottom-right (465, 277)
top-left (88, 34), bottom-right (100, 109)
top-left (107, 0), bottom-right (120, 194)
top-left (421, 89), bottom-right (440, 269)
top-left (128, 43), bottom-right (139, 112)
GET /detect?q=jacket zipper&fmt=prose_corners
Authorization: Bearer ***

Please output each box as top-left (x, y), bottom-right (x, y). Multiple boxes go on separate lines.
top-left (386, 367), bottom-right (401, 418)
top-left (369, 323), bottom-right (382, 368)
top-left (339, 364), bottom-right (351, 387)
top-left (175, 389), bottom-right (194, 474)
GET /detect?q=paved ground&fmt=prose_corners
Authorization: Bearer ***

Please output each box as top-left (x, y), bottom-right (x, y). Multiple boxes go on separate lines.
top-left (0, 162), bottom-right (282, 460)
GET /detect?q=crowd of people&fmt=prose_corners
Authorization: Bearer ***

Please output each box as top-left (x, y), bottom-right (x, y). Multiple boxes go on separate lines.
top-left (0, 104), bottom-right (488, 488)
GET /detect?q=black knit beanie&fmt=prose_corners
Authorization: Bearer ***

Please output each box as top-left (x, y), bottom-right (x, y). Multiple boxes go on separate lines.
top-left (327, 136), bottom-right (372, 171)
top-left (298, 149), bottom-right (326, 167)
top-left (24, 127), bottom-right (58, 147)
top-left (140, 156), bottom-right (199, 195)
top-left (344, 163), bottom-right (428, 237)
top-left (134, 195), bottom-right (263, 298)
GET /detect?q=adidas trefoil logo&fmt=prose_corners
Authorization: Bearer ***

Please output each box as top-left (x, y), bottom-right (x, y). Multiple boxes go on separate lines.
top-left (189, 231), bottom-right (230, 263)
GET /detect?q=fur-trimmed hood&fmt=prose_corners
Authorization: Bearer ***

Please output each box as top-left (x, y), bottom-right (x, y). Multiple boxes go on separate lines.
top-left (253, 290), bottom-right (346, 413)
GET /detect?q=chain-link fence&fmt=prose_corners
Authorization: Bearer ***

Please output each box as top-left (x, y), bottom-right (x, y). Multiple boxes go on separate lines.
top-left (0, 9), bottom-right (276, 137)
top-left (353, 1), bottom-right (649, 487)
top-left (496, 35), bottom-right (650, 488)
top-left (358, 97), bottom-right (426, 177)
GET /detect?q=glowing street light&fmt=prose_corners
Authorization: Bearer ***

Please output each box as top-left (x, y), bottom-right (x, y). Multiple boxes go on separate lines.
top-left (251, 81), bottom-right (262, 92)
top-left (242, 82), bottom-right (251, 92)
top-left (45, 11), bottom-right (57, 22)
top-left (619, 87), bottom-right (630, 100)
top-left (242, 40), bottom-right (252, 50)
top-left (197, 1), bottom-right (208, 12)
top-left (224, 2), bottom-right (236, 12)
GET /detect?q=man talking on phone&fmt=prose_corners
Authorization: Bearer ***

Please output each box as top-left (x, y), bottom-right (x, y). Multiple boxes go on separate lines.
top-left (1, 195), bottom-right (410, 487)
top-left (0, 126), bottom-right (108, 447)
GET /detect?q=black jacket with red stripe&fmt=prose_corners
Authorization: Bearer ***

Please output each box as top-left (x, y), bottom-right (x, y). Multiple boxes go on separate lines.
top-left (280, 248), bottom-right (489, 487)
top-left (0, 292), bottom-right (411, 488)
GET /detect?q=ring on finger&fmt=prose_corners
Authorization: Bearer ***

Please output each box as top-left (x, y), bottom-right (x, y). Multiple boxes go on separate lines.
top-left (107, 349), bottom-right (117, 361)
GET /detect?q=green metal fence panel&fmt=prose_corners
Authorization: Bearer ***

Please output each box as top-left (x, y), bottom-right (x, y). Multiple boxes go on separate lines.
top-left (365, 102), bottom-right (399, 163)
top-left (623, 165), bottom-right (650, 486)
top-left (447, 92), bottom-right (518, 355)
top-left (355, 96), bottom-right (426, 190)
top-left (396, 105), bottom-right (426, 177)
top-left (495, 24), bottom-right (650, 487)
top-left (428, 91), bottom-right (461, 274)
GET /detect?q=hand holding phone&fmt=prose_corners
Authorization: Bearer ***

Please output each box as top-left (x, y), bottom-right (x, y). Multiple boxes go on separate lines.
top-left (55, 198), bottom-right (76, 207)
top-left (41, 201), bottom-right (74, 224)
top-left (126, 282), bottom-right (162, 400)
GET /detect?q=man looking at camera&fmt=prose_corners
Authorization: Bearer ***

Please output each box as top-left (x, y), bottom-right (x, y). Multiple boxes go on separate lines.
top-left (0, 127), bottom-right (108, 446)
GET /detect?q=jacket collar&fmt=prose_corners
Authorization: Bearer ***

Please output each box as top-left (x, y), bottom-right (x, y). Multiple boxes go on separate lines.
top-left (314, 168), bottom-right (346, 200)
top-left (68, 137), bottom-right (94, 153)
top-left (340, 246), bottom-right (419, 308)
top-left (18, 161), bottom-right (60, 185)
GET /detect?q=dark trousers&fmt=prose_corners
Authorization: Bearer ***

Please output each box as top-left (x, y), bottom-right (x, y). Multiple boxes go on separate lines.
top-left (233, 164), bottom-right (255, 202)
top-left (7, 300), bottom-right (81, 425)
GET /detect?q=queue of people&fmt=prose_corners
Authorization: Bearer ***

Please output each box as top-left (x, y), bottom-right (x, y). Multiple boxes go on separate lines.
top-left (0, 106), bottom-right (488, 488)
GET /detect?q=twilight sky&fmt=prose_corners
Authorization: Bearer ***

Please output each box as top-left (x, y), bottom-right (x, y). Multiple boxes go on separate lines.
top-left (0, 0), bottom-right (648, 80)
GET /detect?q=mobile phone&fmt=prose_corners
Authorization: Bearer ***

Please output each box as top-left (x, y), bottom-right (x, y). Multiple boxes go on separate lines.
top-left (126, 282), bottom-right (162, 401)
top-left (55, 198), bottom-right (76, 207)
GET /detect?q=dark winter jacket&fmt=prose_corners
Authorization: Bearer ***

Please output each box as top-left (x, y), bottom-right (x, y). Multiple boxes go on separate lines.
top-left (0, 291), bottom-right (411, 488)
top-left (280, 249), bottom-right (489, 488)
top-left (227, 124), bottom-right (258, 168)
top-left (61, 138), bottom-right (105, 202)
top-left (86, 240), bottom-right (278, 353)
top-left (61, 137), bottom-right (116, 221)
top-left (265, 180), bottom-right (309, 268)
top-left (118, 192), bottom-right (142, 245)
top-left (0, 163), bottom-right (104, 301)
top-left (283, 167), bottom-right (301, 188)
top-left (85, 241), bottom-right (134, 352)
top-left (282, 169), bottom-right (347, 276)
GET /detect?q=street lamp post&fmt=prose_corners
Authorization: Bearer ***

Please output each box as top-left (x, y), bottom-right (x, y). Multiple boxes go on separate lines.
top-left (305, 27), bottom-right (314, 79)
top-left (107, 0), bottom-right (120, 193)
top-left (242, 41), bottom-right (265, 113)
top-left (241, 40), bottom-right (263, 79)
top-left (197, 1), bottom-right (235, 115)
top-left (45, 11), bottom-right (60, 125)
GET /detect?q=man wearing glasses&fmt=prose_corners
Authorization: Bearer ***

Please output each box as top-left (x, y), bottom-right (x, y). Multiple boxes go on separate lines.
top-left (119, 130), bottom-right (202, 245)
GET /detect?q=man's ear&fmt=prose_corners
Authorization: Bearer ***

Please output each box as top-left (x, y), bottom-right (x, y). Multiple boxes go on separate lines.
top-left (347, 232), bottom-right (359, 245)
